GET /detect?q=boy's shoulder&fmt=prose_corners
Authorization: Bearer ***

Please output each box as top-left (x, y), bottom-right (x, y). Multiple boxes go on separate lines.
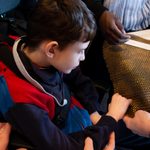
top-left (0, 41), bottom-right (56, 119)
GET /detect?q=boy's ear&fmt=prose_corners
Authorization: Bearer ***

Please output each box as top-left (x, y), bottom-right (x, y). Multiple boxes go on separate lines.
top-left (45, 41), bottom-right (59, 58)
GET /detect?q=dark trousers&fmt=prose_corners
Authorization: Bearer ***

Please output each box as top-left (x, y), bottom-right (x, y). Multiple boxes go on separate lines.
top-left (116, 120), bottom-right (150, 150)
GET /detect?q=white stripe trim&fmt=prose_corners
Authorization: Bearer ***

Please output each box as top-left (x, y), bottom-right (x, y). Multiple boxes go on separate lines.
top-left (125, 39), bottom-right (150, 51)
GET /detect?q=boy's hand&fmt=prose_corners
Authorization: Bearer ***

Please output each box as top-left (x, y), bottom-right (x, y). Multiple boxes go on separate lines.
top-left (84, 137), bottom-right (93, 150)
top-left (103, 132), bottom-right (115, 150)
top-left (90, 111), bottom-right (101, 125)
top-left (84, 132), bottom-right (115, 150)
top-left (107, 93), bottom-right (132, 121)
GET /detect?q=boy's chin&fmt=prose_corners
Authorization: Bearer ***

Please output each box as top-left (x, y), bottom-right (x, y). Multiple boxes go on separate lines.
top-left (64, 70), bottom-right (72, 74)
top-left (63, 68), bottom-right (74, 74)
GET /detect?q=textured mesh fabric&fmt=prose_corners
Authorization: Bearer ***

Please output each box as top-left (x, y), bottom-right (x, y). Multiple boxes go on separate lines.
top-left (103, 30), bottom-right (150, 117)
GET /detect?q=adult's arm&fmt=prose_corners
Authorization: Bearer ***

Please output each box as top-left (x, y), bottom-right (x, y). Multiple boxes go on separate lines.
top-left (123, 110), bottom-right (150, 138)
top-left (82, 0), bottom-right (130, 44)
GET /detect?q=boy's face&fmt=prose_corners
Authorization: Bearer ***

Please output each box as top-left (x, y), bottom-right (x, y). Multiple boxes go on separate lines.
top-left (52, 41), bottom-right (90, 74)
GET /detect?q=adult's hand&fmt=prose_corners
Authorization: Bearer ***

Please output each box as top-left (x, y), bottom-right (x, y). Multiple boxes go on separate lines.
top-left (99, 11), bottom-right (130, 45)
top-left (123, 110), bottom-right (150, 138)
top-left (0, 123), bottom-right (11, 150)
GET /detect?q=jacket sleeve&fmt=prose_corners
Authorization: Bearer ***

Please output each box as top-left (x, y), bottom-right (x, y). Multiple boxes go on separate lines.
top-left (6, 104), bottom-right (117, 150)
top-left (82, 0), bottom-right (108, 25)
top-left (64, 67), bottom-right (101, 114)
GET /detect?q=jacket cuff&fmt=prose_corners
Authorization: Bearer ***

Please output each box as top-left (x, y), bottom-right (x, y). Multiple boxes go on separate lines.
top-left (96, 115), bottom-right (117, 131)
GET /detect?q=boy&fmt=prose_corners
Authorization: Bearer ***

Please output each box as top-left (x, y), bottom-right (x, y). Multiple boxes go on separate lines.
top-left (0, 0), bottom-right (131, 149)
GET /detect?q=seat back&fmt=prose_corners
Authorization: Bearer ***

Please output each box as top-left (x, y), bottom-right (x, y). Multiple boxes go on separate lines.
top-left (0, 0), bottom-right (20, 14)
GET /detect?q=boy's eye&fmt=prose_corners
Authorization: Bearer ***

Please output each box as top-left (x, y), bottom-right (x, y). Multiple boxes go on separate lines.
top-left (78, 49), bottom-right (84, 54)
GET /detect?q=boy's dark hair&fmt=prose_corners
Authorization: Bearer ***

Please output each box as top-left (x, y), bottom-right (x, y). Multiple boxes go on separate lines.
top-left (26, 0), bottom-right (97, 49)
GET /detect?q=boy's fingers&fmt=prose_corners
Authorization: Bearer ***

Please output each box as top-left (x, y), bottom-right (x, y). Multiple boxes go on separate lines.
top-left (109, 132), bottom-right (115, 145)
top-left (84, 137), bottom-right (94, 150)
top-left (103, 132), bottom-right (115, 150)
